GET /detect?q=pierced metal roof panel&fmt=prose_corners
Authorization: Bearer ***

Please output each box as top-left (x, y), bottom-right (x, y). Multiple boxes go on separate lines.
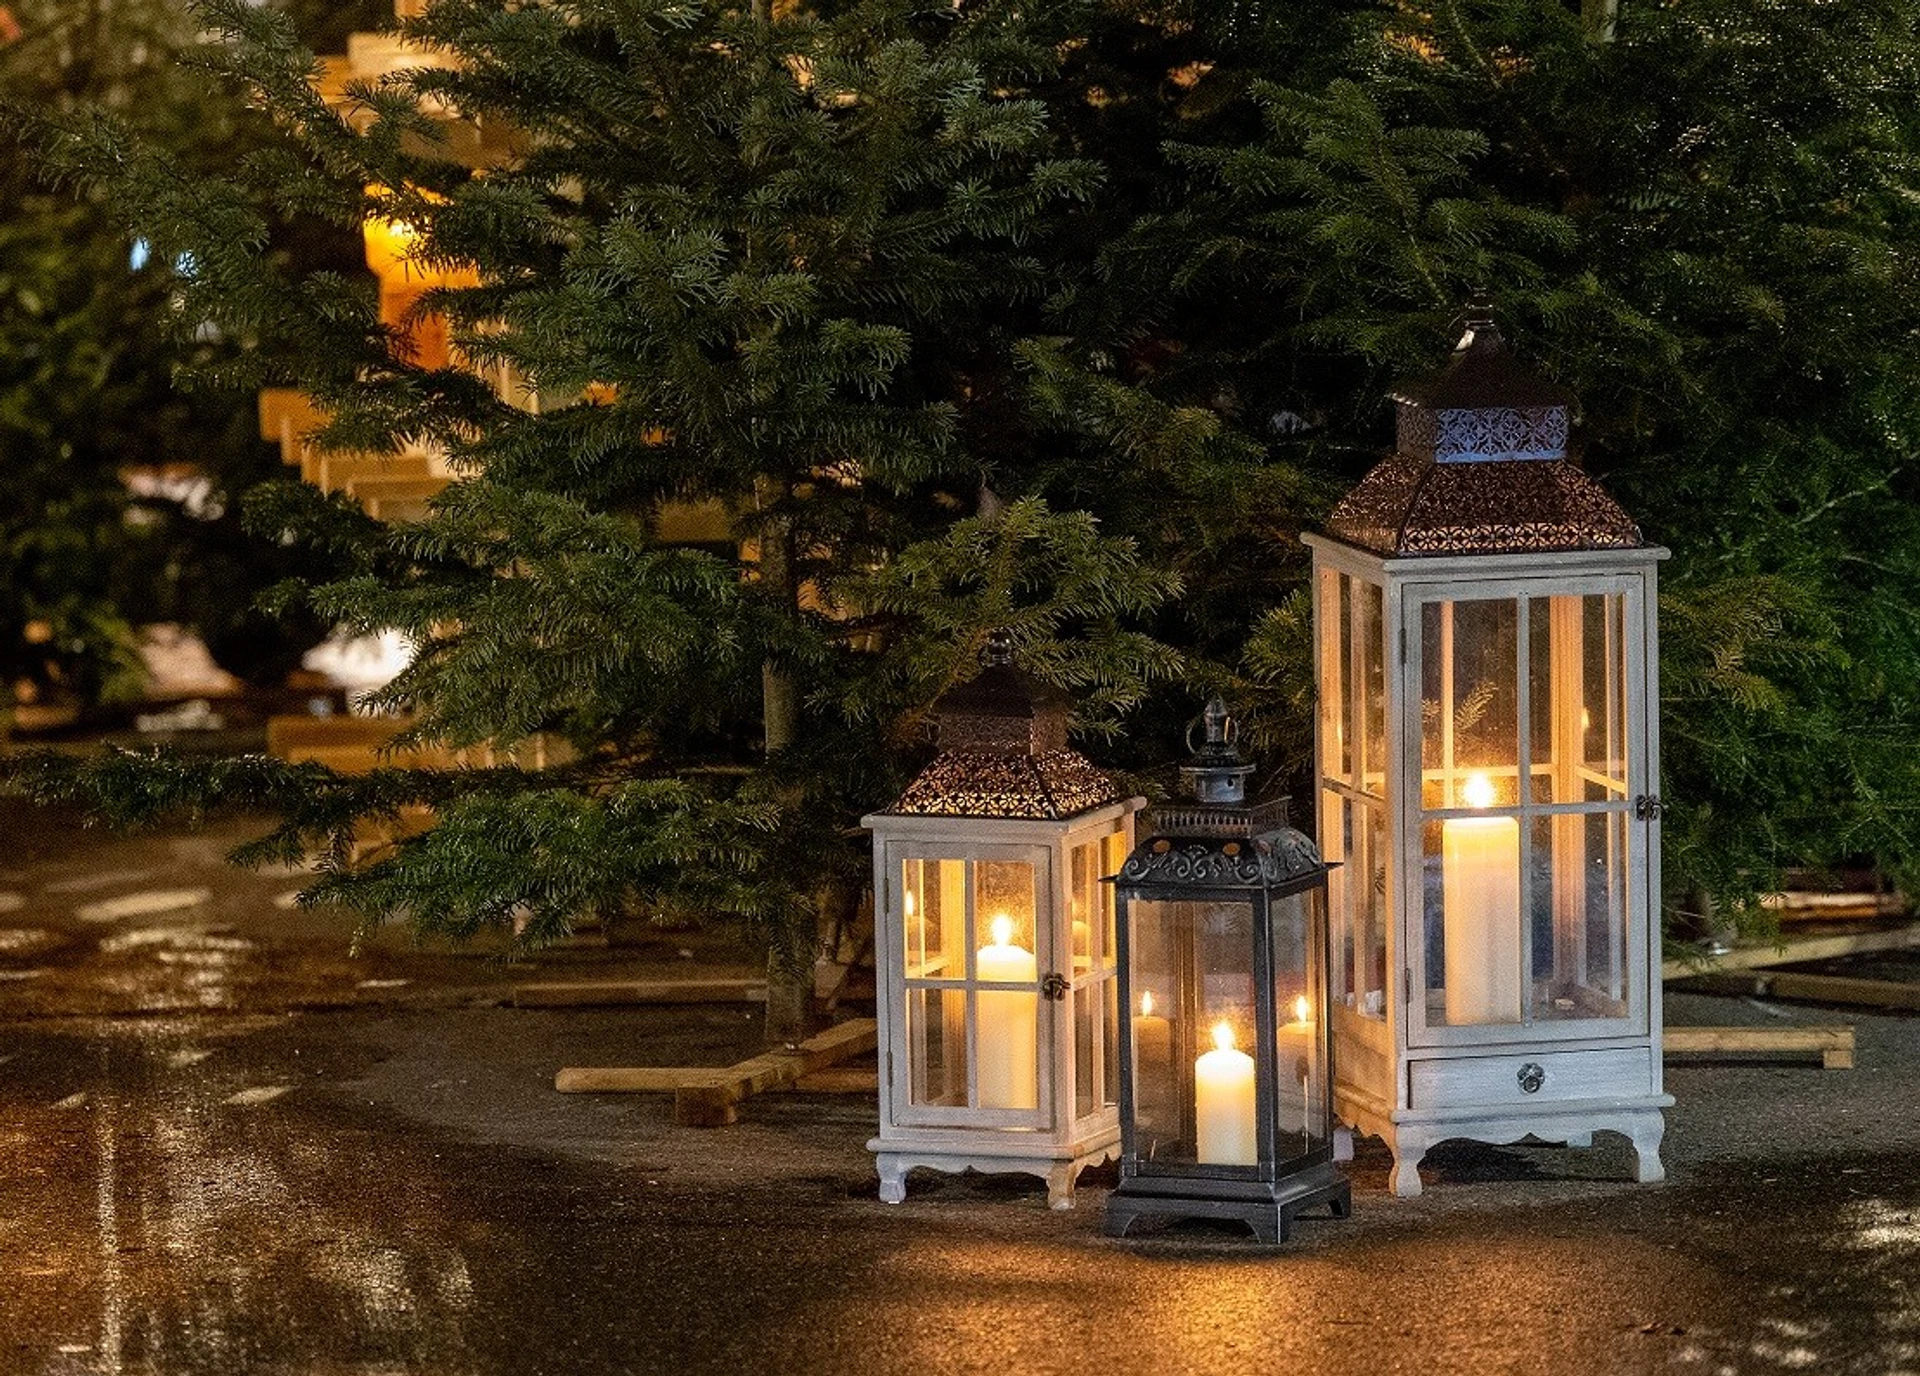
top-left (1325, 451), bottom-right (1643, 557)
top-left (887, 748), bottom-right (1122, 821)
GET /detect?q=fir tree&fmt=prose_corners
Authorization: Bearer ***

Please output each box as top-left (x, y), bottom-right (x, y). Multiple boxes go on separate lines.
top-left (12, 0), bottom-right (1187, 1022)
top-left (1109, 0), bottom-right (1920, 916)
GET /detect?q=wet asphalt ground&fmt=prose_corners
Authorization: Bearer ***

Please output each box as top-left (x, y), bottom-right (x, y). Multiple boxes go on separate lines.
top-left (3, 800), bottom-right (1919, 1376)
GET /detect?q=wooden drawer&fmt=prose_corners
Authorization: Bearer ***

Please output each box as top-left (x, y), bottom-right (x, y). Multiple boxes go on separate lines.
top-left (1408, 1046), bottom-right (1653, 1111)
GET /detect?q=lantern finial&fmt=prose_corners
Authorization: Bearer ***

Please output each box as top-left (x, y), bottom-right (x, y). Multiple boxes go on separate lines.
top-left (1458, 289), bottom-right (1498, 345)
top-left (1180, 697), bottom-right (1254, 807)
top-left (980, 628), bottom-right (1015, 667)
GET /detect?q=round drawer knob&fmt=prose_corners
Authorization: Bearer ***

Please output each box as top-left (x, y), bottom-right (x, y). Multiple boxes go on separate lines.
top-left (1517, 1062), bottom-right (1546, 1094)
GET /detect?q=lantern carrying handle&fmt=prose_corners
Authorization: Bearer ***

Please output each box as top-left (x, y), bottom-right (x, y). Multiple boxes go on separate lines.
top-left (1185, 697), bottom-right (1237, 758)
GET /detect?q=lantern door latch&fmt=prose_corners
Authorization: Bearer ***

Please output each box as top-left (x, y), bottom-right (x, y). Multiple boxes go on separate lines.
top-left (1040, 972), bottom-right (1069, 1001)
top-left (1634, 794), bottom-right (1664, 821)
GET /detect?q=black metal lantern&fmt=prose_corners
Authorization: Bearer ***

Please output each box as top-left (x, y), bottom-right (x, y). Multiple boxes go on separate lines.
top-left (1104, 700), bottom-right (1351, 1243)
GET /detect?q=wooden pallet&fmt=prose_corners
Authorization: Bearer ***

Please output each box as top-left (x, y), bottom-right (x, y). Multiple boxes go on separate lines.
top-left (1664, 1025), bottom-right (1854, 1069)
top-left (554, 1018), bottom-right (877, 1127)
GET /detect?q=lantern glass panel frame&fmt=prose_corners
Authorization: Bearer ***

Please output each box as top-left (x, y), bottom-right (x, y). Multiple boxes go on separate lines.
top-left (1395, 571), bottom-right (1652, 1050)
top-left (889, 840), bottom-right (1057, 1130)
top-left (1113, 876), bottom-right (1336, 1186)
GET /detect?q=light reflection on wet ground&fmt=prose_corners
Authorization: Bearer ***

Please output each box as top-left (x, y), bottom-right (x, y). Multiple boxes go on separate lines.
top-left (2, 801), bottom-right (1919, 1375)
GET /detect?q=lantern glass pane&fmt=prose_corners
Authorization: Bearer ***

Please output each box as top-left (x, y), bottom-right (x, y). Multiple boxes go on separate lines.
top-left (1421, 597), bottom-right (1521, 810)
top-left (975, 861), bottom-right (1037, 963)
top-left (1528, 593), bottom-right (1629, 803)
top-left (1422, 815), bottom-right (1525, 1027)
top-left (1102, 832), bottom-right (1127, 969)
top-left (1335, 572), bottom-right (1356, 782)
top-left (1126, 898), bottom-right (1260, 1169)
top-left (1326, 796), bottom-right (1353, 1010)
top-left (1327, 796), bottom-right (1388, 1020)
top-left (1075, 978), bottom-right (1096, 1118)
top-left (1070, 842), bottom-right (1098, 974)
top-left (1270, 891), bottom-right (1327, 1153)
top-left (1363, 804), bottom-right (1388, 1018)
top-left (901, 857), bottom-right (966, 979)
top-left (905, 986), bottom-right (969, 1108)
top-left (1103, 977), bottom-right (1121, 1108)
top-left (1529, 812), bottom-right (1631, 1020)
top-left (1358, 579), bottom-right (1387, 797)
top-left (971, 860), bottom-right (1039, 1110)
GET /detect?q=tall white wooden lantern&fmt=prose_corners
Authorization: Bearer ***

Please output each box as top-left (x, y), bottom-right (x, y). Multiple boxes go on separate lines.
top-left (864, 632), bottom-right (1142, 1208)
top-left (1301, 299), bottom-right (1671, 1197)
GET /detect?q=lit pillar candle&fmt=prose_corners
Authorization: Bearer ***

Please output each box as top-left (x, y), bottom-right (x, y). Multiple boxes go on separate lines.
top-left (1131, 991), bottom-right (1172, 1124)
top-left (975, 914), bottom-right (1038, 1109)
top-left (1276, 995), bottom-right (1314, 1134)
top-left (1195, 1022), bottom-right (1257, 1166)
top-left (1442, 772), bottom-right (1522, 1024)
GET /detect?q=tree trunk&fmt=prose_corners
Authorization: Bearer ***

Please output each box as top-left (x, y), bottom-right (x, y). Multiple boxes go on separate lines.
top-left (756, 476), bottom-right (812, 1042)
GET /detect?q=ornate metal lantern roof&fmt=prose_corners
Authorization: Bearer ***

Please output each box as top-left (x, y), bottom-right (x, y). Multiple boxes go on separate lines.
top-left (885, 631), bottom-right (1121, 821)
top-left (1325, 298), bottom-right (1643, 557)
top-left (1116, 699), bottom-right (1326, 892)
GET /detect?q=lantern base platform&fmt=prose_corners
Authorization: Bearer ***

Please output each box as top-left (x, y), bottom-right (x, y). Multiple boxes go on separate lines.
top-left (1102, 1161), bottom-right (1351, 1244)
top-left (1338, 1086), bottom-right (1673, 1198)
top-left (870, 1138), bottom-right (1118, 1210)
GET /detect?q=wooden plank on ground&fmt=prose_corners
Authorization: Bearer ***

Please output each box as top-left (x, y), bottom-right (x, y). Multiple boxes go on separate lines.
top-left (514, 978), bottom-right (767, 1009)
top-left (553, 1067), bottom-right (709, 1093)
top-left (1663, 922), bottom-right (1920, 980)
top-left (788, 1068), bottom-right (880, 1094)
top-left (1689, 970), bottom-right (1920, 1014)
top-left (550, 1018), bottom-right (880, 1127)
top-left (1664, 1024), bottom-right (1855, 1070)
top-left (674, 1019), bottom-right (878, 1127)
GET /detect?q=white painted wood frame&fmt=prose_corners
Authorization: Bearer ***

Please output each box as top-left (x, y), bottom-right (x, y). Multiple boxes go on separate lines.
top-left (1304, 534), bottom-right (1672, 1197)
top-left (862, 799), bottom-right (1142, 1208)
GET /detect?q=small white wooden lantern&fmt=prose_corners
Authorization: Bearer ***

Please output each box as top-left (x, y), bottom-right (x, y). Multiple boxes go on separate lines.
top-left (864, 633), bottom-right (1142, 1208)
top-left (1302, 300), bottom-right (1671, 1197)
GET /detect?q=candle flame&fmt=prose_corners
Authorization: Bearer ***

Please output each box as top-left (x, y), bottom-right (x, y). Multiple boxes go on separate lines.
top-left (990, 913), bottom-right (1015, 947)
top-left (1462, 771), bottom-right (1496, 809)
top-left (904, 890), bottom-right (916, 918)
top-left (1140, 990), bottom-right (1154, 1017)
top-left (1211, 1021), bottom-right (1235, 1052)
top-left (1294, 994), bottom-right (1311, 1025)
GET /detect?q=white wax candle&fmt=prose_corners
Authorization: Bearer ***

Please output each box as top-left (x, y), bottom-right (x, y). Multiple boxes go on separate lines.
top-left (1131, 991), bottom-right (1172, 1122)
top-left (1441, 774), bottom-right (1522, 1024)
top-left (1276, 996), bottom-right (1314, 1133)
top-left (1194, 1022), bottom-right (1257, 1165)
top-left (975, 914), bottom-right (1038, 1110)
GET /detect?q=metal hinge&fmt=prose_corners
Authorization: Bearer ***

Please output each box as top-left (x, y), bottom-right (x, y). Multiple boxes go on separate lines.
top-left (1403, 968), bottom-right (1413, 1005)
top-left (1634, 794), bottom-right (1665, 822)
